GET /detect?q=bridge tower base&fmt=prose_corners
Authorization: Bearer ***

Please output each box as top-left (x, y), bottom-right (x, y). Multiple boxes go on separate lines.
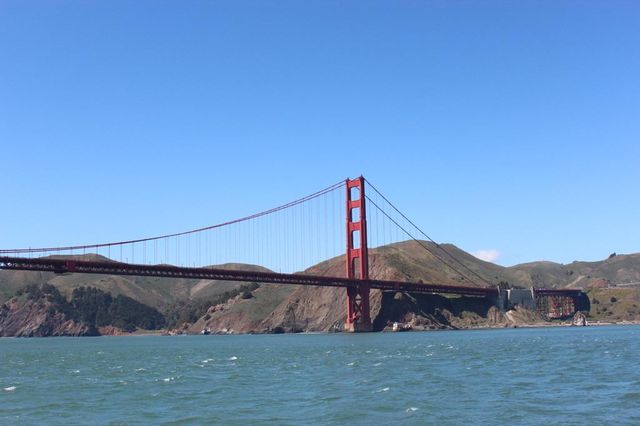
top-left (344, 285), bottom-right (372, 332)
top-left (344, 177), bottom-right (372, 332)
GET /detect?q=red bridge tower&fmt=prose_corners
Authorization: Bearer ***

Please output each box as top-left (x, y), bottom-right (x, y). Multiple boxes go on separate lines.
top-left (345, 176), bottom-right (372, 332)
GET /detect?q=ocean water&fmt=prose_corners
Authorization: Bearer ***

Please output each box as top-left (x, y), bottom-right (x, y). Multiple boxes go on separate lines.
top-left (1, 326), bottom-right (639, 425)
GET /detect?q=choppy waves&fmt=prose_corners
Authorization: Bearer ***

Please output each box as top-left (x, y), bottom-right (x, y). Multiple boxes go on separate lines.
top-left (1, 326), bottom-right (640, 424)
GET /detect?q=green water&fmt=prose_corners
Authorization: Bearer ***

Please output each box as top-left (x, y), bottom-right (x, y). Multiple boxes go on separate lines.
top-left (1, 326), bottom-right (640, 425)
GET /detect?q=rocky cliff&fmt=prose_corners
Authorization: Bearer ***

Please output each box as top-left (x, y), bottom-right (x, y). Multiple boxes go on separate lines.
top-left (0, 284), bottom-right (168, 337)
top-left (189, 284), bottom-right (520, 334)
top-left (0, 294), bottom-right (97, 337)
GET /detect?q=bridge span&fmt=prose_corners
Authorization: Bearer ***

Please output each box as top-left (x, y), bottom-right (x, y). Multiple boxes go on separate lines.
top-left (0, 176), bottom-right (585, 331)
top-left (0, 255), bottom-right (499, 296)
top-left (0, 255), bottom-right (584, 325)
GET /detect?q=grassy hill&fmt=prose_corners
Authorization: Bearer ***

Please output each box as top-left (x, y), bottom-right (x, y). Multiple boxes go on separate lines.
top-left (2, 242), bottom-right (640, 332)
top-left (307, 241), bottom-right (509, 285)
top-left (200, 242), bottom-right (640, 332)
top-left (302, 241), bottom-right (640, 290)
top-left (507, 252), bottom-right (640, 289)
top-left (0, 254), bottom-right (277, 309)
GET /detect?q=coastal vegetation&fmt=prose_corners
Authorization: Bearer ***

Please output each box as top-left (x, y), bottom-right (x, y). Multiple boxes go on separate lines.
top-left (15, 284), bottom-right (165, 332)
top-left (586, 287), bottom-right (640, 322)
top-left (69, 286), bottom-right (165, 331)
top-left (163, 282), bottom-right (259, 328)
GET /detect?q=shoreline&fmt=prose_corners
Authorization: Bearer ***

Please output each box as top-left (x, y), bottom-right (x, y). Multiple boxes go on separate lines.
top-left (3, 320), bottom-right (640, 339)
top-left (66, 319), bottom-right (640, 337)
top-left (155, 319), bottom-right (640, 335)
top-left (457, 319), bottom-right (640, 331)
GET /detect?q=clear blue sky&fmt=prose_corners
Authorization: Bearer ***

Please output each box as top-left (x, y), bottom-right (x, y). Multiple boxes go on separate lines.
top-left (1, 1), bottom-right (638, 267)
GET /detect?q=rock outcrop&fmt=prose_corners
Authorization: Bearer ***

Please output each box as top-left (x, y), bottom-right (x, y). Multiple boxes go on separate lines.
top-left (572, 311), bottom-right (588, 326)
top-left (0, 297), bottom-right (97, 337)
top-left (190, 284), bottom-right (511, 334)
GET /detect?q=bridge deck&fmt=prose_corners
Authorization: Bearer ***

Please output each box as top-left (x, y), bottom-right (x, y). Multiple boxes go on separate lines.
top-left (0, 256), bottom-right (581, 298)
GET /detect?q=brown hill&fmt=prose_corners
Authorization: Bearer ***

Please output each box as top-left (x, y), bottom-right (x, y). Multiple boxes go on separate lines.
top-left (188, 241), bottom-right (507, 333)
top-left (2, 242), bottom-right (640, 333)
top-left (0, 254), bottom-right (276, 309)
top-left (189, 242), bottom-right (640, 333)
top-left (509, 253), bottom-right (640, 289)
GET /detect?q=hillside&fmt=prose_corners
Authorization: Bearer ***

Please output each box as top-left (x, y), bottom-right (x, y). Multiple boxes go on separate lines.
top-left (508, 253), bottom-right (640, 289)
top-left (2, 241), bottom-right (640, 334)
top-left (0, 284), bottom-right (166, 337)
top-left (0, 254), bottom-right (278, 309)
top-left (297, 241), bottom-right (640, 290)
top-left (189, 242), bottom-right (640, 333)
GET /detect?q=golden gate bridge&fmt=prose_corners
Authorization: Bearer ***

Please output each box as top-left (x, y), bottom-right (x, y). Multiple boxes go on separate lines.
top-left (0, 177), bottom-right (581, 331)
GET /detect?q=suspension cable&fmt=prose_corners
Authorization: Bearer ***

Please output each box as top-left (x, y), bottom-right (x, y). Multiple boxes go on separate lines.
top-left (365, 179), bottom-right (493, 286)
top-left (0, 180), bottom-right (344, 255)
top-left (365, 196), bottom-right (481, 284)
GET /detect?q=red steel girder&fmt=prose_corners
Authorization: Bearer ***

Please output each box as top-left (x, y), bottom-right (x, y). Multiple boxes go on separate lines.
top-left (0, 256), bottom-right (501, 296)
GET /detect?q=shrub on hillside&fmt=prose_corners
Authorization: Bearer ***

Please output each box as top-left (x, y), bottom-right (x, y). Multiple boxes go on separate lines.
top-left (14, 284), bottom-right (166, 331)
top-left (163, 282), bottom-right (259, 328)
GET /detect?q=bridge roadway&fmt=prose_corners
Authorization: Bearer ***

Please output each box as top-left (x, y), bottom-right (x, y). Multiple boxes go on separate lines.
top-left (0, 256), bottom-right (582, 298)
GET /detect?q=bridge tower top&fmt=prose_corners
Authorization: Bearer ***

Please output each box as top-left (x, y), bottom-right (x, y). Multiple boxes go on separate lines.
top-left (345, 176), bottom-right (369, 280)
